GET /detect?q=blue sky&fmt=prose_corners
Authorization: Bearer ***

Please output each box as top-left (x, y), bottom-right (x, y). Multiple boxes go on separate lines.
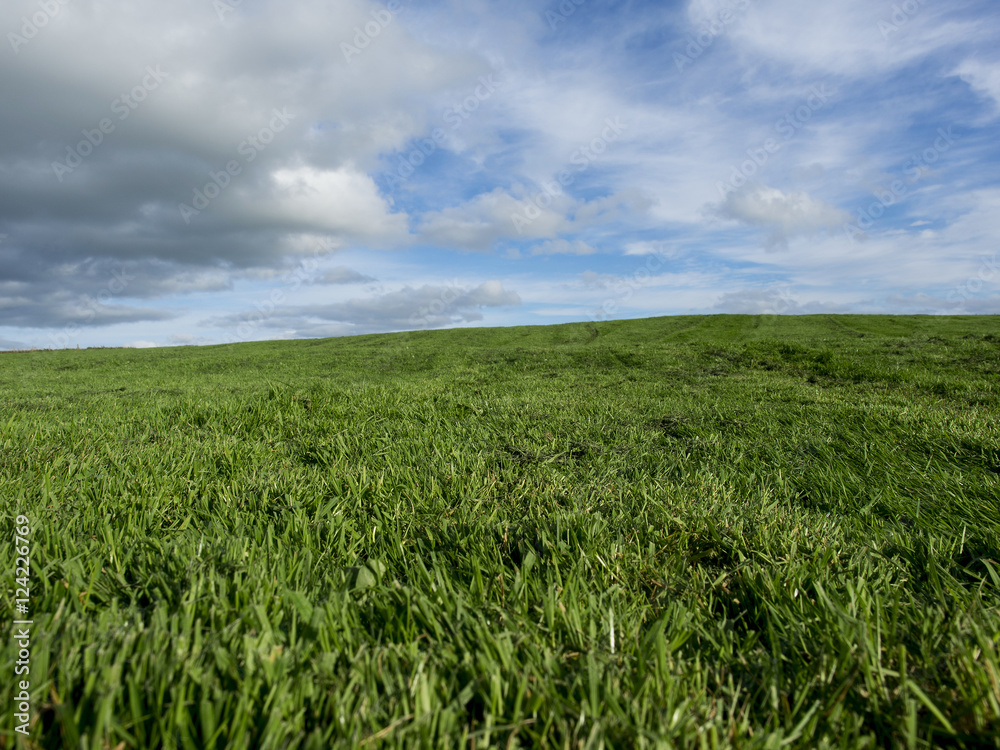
top-left (1, 0), bottom-right (998, 349)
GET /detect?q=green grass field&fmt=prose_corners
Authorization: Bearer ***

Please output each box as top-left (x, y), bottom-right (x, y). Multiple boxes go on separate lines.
top-left (1, 314), bottom-right (999, 748)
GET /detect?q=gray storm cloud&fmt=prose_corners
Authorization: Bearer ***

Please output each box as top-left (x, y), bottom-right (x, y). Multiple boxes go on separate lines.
top-left (0, 0), bottom-right (489, 331)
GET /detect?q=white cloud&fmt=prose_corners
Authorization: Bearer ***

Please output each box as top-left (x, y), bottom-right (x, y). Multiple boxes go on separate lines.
top-left (416, 188), bottom-right (571, 250)
top-left (204, 280), bottom-right (521, 335)
top-left (886, 293), bottom-right (1000, 314)
top-left (460, 280), bottom-right (522, 307)
top-left (263, 166), bottom-right (408, 245)
top-left (623, 240), bottom-right (680, 257)
top-left (530, 239), bottom-right (596, 255)
top-left (712, 287), bottom-right (850, 314)
top-left (713, 183), bottom-right (848, 249)
top-left (689, 0), bottom-right (981, 77)
top-left (953, 58), bottom-right (1000, 117)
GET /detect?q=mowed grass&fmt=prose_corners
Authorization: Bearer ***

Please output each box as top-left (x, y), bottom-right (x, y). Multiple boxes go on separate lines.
top-left (1, 314), bottom-right (999, 749)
